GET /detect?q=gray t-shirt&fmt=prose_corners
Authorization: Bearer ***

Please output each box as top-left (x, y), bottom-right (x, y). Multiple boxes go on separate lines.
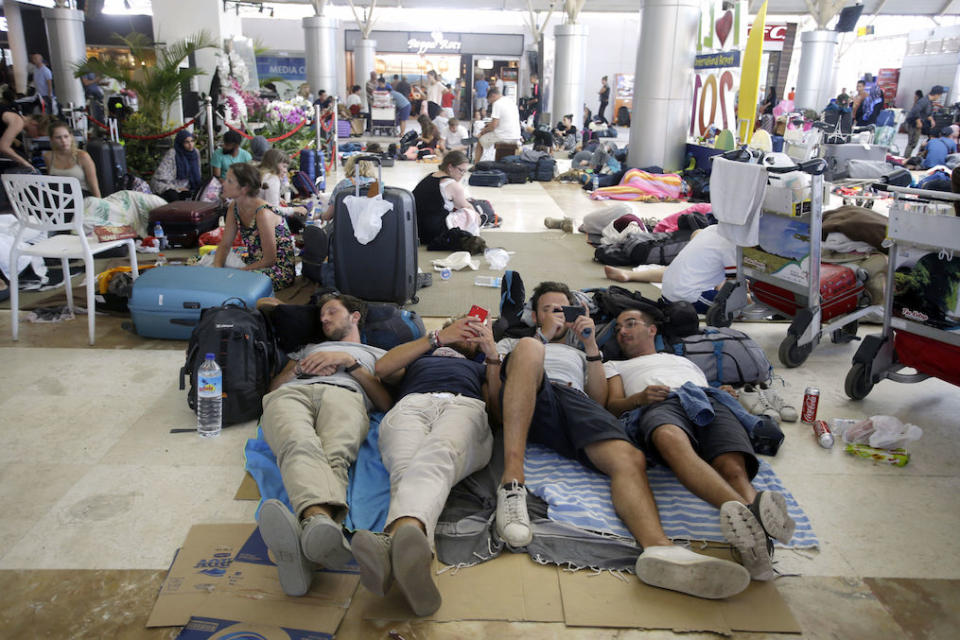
top-left (284, 341), bottom-right (386, 410)
top-left (497, 334), bottom-right (588, 391)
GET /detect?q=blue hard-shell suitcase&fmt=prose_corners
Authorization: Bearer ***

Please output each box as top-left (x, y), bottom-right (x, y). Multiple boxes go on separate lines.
top-left (468, 170), bottom-right (508, 187)
top-left (128, 266), bottom-right (273, 339)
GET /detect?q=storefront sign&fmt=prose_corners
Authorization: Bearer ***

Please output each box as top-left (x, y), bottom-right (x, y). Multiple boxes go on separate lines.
top-left (694, 51), bottom-right (741, 70)
top-left (255, 56), bottom-right (306, 82)
top-left (407, 31), bottom-right (462, 55)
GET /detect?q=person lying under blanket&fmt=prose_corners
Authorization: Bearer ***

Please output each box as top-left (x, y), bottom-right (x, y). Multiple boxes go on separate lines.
top-left (493, 280), bottom-right (752, 600)
top-left (606, 306), bottom-right (796, 581)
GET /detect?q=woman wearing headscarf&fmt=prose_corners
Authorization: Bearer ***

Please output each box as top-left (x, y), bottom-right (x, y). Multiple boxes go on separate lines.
top-left (151, 129), bottom-right (204, 201)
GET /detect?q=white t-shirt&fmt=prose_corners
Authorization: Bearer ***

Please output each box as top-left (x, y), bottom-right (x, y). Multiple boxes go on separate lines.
top-left (427, 81), bottom-right (443, 105)
top-left (604, 353), bottom-right (708, 394)
top-left (259, 173), bottom-right (284, 207)
top-left (285, 341), bottom-right (386, 411)
top-left (441, 124), bottom-right (469, 148)
top-left (660, 225), bottom-right (737, 303)
top-left (497, 336), bottom-right (588, 391)
top-left (491, 97), bottom-right (521, 141)
top-left (346, 93), bottom-right (362, 108)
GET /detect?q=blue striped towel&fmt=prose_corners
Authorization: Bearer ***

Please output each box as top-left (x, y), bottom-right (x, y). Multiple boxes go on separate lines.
top-left (524, 444), bottom-right (818, 549)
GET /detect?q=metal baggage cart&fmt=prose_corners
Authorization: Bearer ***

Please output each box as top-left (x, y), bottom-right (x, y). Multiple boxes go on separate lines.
top-left (706, 150), bottom-right (882, 368)
top-left (371, 105), bottom-right (399, 137)
top-left (844, 185), bottom-right (960, 399)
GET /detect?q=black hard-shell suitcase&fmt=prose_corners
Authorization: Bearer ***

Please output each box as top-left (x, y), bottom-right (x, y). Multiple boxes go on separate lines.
top-left (86, 139), bottom-right (126, 196)
top-left (468, 170), bottom-right (508, 187)
top-left (332, 156), bottom-right (419, 304)
top-left (476, 160), bottom-right (530, 184)
top-left (301, 223), bottom-right (331, 283)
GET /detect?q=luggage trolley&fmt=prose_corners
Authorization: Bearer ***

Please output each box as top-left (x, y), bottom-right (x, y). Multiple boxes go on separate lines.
top-left (844, 185), bottom-right (960, 399)
top-left (706, 150), bottom-right (882, 368)
top-left (371, 90), bottom-right (399, 137)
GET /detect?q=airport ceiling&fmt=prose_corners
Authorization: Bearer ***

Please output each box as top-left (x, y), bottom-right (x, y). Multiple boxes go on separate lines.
top-left (269, 0), bottom-right (960, 18)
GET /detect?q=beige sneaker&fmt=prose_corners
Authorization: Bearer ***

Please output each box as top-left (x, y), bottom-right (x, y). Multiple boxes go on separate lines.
top-left (352, 530), bottom-right (393, 596)
top-left (635, 545), bottom-right (751, 599)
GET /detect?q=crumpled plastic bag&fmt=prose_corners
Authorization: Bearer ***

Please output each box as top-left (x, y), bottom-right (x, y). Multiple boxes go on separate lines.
top-left (195, 251), bottom-right (246, 269)
top-left (431, 251), bottom-right (479, 271)
top-left (344, 195), bottom-right (393, 245)
top-left (843, 415), bottom-right (923, 450)
top-left (484, 247), bottom-right (511, 270)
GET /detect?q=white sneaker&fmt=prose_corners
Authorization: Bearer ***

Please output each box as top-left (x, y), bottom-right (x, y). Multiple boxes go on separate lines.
top-left (634, 545), bottom-right (750, 599)
top-left (739, 385), bottom-right (761, 414)
top-left (759, 388), bottom-right (798, 423)
top-left (496, 481), bottom-right (533, 547)
top-left (719, 501), bottom-right (776, 581)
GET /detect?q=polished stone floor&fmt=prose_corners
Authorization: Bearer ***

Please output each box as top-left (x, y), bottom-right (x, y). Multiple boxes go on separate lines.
top-left (1, 152), bottom-right (959, 639)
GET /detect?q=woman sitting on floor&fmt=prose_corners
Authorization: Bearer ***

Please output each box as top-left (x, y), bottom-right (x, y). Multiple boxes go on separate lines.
top-left (44, 121), bottom-right (166, 236)
top-left (258, 148), bottom-right (310, 232)
top-left (411, 150), bottom-right (478, 244)
top-left (150, 129), bottom-right (204, 200)
top-left (416, 114), bottom-right (440, 158)
top-left (215, 162), bottom-right (296, 290)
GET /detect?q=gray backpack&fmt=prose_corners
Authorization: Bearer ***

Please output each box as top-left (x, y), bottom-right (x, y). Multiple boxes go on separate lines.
top-left (668, 327), bottom-right (772, 386)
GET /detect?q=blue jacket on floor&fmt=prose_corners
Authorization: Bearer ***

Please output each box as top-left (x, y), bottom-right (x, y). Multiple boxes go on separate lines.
top-left (620, 381), bottom-right (762, 442)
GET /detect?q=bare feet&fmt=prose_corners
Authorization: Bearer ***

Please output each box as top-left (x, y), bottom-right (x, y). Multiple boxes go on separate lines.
top-left (604, 265), bottom-right (632, 282)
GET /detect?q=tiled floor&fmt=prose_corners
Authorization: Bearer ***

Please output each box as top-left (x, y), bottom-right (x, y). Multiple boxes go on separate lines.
top-left (1, 153), bottom-right (959, 638)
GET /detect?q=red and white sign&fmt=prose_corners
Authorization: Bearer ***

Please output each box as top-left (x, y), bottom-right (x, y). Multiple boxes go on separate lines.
top-left (748, 23), bottom-right (789, 51)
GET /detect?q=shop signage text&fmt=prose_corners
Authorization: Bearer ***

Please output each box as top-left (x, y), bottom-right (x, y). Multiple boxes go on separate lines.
top-left (407, 31), bottom-right (462, 55)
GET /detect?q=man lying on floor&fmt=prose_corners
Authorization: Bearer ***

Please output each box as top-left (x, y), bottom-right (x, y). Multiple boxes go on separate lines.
top-left (350, 314), bottom-right (501, 616)
top-left (606, 306), bottom-right (796, 581)
top-left (493, 281), bottom-right (751, 599)
top-left (256, 293), bottom-right (393, 597)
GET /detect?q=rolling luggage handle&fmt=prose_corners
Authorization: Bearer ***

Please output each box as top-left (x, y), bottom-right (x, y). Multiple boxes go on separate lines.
top-left (871, 183), bottom-right (960, 201)
top-left (353, 154), bottom-right (384, 197)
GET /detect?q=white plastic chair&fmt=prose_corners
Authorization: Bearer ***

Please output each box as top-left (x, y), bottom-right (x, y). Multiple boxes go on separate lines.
top-left (3, 174), bottom-right (139, 345)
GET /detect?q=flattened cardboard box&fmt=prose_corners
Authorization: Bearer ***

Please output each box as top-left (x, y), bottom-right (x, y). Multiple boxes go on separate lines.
top-left (355, 552), bottom-right (564, 623)
top-left (147, 523), bottom-right (359, 635)
top-left (176, 616), bottom-right (331, 639)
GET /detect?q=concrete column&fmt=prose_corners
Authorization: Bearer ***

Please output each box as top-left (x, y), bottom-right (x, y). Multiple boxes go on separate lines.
top-left (5, 0), bottom-right (29, 95)
top-left (41, 7), bottom-right (86, 109)
top-left (794, 30), bottom-right (839, 112)
top-left (304, 16), bottom-right (339, 100)
top-left (354, 38), bottom-right (377, 109)
top-left (628, 0), bottom-right (700, 171)
top-left (552, 23), bottom-right (588, 125)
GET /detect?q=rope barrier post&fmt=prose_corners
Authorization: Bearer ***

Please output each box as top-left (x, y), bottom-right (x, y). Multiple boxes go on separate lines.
top-left (205, 96), bottom-right (215, 173)
top-left (332, 97), bottom-right (339, 173)
top-left (314, 103), bottom-right (323, 175)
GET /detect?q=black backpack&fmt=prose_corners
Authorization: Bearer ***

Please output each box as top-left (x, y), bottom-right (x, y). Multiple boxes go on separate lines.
top-left (179, 299), bottom-right (281, 426)
top-left (617, 106), bottom-right (631, 126)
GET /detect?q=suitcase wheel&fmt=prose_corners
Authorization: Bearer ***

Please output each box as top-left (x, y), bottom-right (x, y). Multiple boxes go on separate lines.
top-left (778, 334), bottom-right (812, 368)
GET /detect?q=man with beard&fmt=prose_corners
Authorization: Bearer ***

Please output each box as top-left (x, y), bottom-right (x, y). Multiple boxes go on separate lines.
top-left (257, 293), bottom-right (393, 597)
top-left (351, 314), bottom-right (500, 616)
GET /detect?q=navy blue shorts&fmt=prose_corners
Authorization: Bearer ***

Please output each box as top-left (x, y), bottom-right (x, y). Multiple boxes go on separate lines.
top-left (634, 396), bottom-right (759, 479)
top-left (501, 354), bottom-right (629, 470)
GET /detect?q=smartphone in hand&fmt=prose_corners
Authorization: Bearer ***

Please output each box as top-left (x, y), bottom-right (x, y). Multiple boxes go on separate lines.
top-left (468, 305), bottom-right (489, 323)
top-left (562, 305), bottom-right (586, 323)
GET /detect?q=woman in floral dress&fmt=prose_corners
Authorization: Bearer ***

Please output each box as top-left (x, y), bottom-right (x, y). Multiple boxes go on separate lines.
top-left (214, 163), bottom-right (296, 290)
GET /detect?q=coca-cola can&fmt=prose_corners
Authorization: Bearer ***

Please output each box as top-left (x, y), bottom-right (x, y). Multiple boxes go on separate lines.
top-left (801, 387), bottom-right (820, 423)
top-left (812, 420), bottom-right (834, 448)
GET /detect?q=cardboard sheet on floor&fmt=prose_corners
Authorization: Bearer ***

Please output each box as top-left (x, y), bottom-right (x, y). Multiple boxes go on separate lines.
top-left (146, 523), bottom-right (359, 635)
top-left (559, 566), bottom-right (801, 635)
top-left (357, 553), bottom-right (563, 623)
top-left (234, 472), bottom-right (260, 500)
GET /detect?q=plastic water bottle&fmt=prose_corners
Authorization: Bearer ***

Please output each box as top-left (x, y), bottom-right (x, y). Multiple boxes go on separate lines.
top-left (474, 275), bottom-right (502, 288)
top-left (592, 174), bottom-right (599, 191)
top-left (155, 253), bottom-right (167, 267)
top-left (197, 353), bottom-right (222, 438)
top-left (154, 222), bottom-right (168, 250)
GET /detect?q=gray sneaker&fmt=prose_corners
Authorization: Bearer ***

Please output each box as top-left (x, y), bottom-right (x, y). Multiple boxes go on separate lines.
top-left (257, 499), bottom-right (313, 597)
top-left (300, 512), bottom-right (353, 570)
top-left (352, 530), bottom-right (393, 596)
top-left (758, 387), bottom-right (799, 423)
top-left (749, 491), bottom-right (796, 544)
top-left (496, 481), bottom-right (533, 547)
top-left (392, 524), bottom-right (442, 617)
top-left (719, 501), bottom-right (775, 581)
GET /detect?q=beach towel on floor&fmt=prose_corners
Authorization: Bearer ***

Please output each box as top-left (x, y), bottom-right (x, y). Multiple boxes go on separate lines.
top-left (243, 413), bottom-right (390, 532)
top-left (590, 168), bottom-right (685, 202)
top-left (523, 443), bottom-right (818, 549)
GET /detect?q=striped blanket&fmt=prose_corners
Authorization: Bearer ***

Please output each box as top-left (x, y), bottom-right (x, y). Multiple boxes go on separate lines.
top-left (524, 444), bottom-right (818, 549)
top-left (590, 168), bottom-right (685, 202)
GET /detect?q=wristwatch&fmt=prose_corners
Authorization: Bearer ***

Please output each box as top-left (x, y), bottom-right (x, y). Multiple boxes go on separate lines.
top-left (344, 360), bottom-right (362, 373)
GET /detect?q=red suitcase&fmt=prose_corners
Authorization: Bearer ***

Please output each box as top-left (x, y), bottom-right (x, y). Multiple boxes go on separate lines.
top-left (751, 263), bottom-right (863, 321)
top-left (148, 201), bottom-right (221, 248)
top-left (894, 331), bottom-right (960, 387)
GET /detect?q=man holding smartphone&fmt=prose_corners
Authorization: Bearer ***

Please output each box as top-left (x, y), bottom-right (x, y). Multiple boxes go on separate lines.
top-left (351, 313), bottom-right (501, 617)
top-left (494, 282), bottom-right (750, 600)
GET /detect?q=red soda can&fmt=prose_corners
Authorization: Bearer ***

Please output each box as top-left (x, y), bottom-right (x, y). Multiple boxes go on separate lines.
top-left (812, 420), bottom-right (834, 448)
top-left (801, 387), bottom-right (820, 423)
